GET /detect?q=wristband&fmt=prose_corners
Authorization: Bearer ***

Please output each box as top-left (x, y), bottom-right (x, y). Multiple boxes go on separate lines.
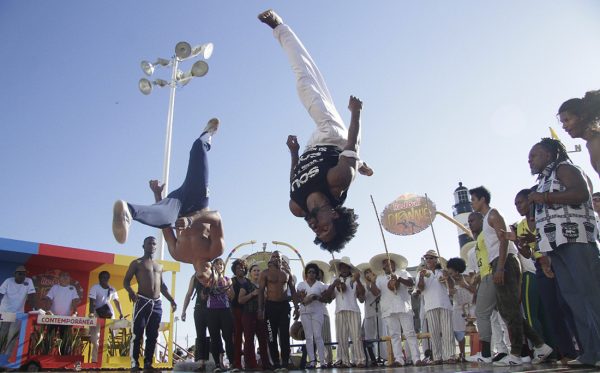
top-left (543, 192), bottom-right (549, 204)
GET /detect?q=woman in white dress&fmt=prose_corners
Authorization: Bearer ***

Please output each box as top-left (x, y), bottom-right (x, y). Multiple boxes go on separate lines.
top-left (295, 263), bottom-right (329, 368)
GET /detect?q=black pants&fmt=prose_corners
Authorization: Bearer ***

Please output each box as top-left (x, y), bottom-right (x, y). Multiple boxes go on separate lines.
top-left (265, 300), bottom-right (291, 367)
top-left (207, 307), bottom-right (234, 366)
top-left (194, 306), bottom-right (223, 361)
top-left (131, 296), bottom-right (162, 368)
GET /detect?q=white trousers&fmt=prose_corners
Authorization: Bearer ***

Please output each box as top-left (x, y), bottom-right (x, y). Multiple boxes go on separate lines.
top-left (363, 315), bottom-right (388, 360)
top-left (300, 312), bottom-right (325, 363)
top-left (335, 311), bottom-right (365, 365)
top-left (90, 324), bottom-right (100, 362)
top-left (425, 308), bottom-right (455, 361)
top-left (0, 320), bottom-right (21, 357)
top-left (274, 24), bottom-right (350, 151)
top-left (322, 314), bottom-right (333, 364)
top-left (384, 312), bottom-right (420, 364)
top-left (491, 310), bottom-right (510, 354)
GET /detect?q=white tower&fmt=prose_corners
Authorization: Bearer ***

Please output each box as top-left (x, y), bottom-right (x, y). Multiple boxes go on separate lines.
top-left (452, 182), bottom-right (475, 258)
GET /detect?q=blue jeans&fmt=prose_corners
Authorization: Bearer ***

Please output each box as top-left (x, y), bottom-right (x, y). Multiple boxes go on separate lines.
top-left (128, 137), bottom-right (209, 228)
top-left (535, 261), bottom-right (579, 358)
top-left (549, 242), bottom-right (600, 364)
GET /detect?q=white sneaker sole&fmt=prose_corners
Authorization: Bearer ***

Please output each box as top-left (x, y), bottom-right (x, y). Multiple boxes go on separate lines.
top-left (202, 118), bottom-right (220, 136)
top-left (493, 361), bottom-right (522, 366)
top-left (532, 346), bottom-right (553, 364)
top-left (112, 200), bottom-right (131, 244)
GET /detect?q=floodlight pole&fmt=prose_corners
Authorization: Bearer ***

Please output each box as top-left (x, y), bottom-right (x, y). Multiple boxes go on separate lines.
top-left (157, 57), bottom-right (179, 260)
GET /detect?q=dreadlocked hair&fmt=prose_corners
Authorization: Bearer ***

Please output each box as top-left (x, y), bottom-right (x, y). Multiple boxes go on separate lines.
top-left (313, 206), bottom-right (359, 253)
top-left (536, 137), bottom-right (571, 173)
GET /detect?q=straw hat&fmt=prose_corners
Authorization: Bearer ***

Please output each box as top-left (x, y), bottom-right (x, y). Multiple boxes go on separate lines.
top-left (423, 249), bottom-right (439, 258)
top-left (417, 253), bottom-right (448, 271)
top-left (355, 263), bottom-right (373, 284)
top-left (369, 253), bottom-right (408, 274)
top-left (290, 320), bottom-right (305, 341)
top-left (14, 265), bottom-right (27, 273)
top-left (329, 256), bottom-right (356, 274)
top-left (305, 260), bottom-right (331, 284)
top-left (355, 263), bottom-right (371, 274)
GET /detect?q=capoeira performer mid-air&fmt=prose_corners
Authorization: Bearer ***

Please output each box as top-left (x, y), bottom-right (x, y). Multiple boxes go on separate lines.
top-left (112, 118), bottom-right (225, 273)
top-left (259, 9), bottom-right (373, 253)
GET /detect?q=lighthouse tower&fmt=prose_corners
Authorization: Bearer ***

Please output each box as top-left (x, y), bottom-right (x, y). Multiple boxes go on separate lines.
top-left (452, 182), bottom-right (475, 258)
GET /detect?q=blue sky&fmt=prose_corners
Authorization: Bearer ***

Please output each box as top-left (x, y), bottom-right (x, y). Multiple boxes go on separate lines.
top-left (1, 1), bottom-right (600, 345)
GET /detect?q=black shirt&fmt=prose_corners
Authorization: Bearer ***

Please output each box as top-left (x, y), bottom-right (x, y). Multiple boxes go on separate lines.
top-left (290, 145), bottom-right (347, 212)
top-left (194, 278), bottom-right (207, 310)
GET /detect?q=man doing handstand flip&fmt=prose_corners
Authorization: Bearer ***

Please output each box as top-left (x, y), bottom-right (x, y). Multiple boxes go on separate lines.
top-left (259, 9), bottom-right (372, 253)
top-left (112, 118), bottom-right (225, 274)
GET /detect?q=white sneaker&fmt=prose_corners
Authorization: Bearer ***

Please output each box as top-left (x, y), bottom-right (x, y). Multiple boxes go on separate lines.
top-left (465, 353), bottom-right (492, 364)
top-left (112, 200), bottom-right (131, 243)
top-left (532, 343), bottom-right (553, 364)
top-left (200, 118), bottom-right (220, 150)
top-left (567, 358), bottom-right (584, 366)
top-left (493, 354), bottom-right (522, 366)
top-left (521, 356), bottom-right (531, 363)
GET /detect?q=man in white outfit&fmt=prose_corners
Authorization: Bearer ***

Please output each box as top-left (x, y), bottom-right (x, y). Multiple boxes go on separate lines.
top-left (369, 253), bottom-right (423, 367)
top-left (0, 265), bottom-right (36, 356)
top-left (324, 257), bottom-right (366, 368)
top-left (259, 9), bottom-right (372, 253)
top-left (89, 271), bottom-right (124, 363)
top-left (356, 264), bottom-right (387, 366)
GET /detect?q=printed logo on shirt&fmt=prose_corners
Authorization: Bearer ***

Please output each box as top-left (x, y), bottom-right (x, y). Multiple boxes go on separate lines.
top-left (291, 166), bottom-right (320, 192)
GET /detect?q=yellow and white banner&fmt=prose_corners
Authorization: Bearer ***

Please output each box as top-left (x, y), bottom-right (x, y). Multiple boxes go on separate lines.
top-left (37, 314), bottom-right (97, 326)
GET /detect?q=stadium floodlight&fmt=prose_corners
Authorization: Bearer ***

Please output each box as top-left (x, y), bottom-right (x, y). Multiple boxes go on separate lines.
top-left (137, 40), bottom-right (214, 259)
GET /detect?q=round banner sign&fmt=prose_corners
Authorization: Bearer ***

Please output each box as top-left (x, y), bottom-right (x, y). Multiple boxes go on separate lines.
top-left (382, 194), bottom-right (437, 236)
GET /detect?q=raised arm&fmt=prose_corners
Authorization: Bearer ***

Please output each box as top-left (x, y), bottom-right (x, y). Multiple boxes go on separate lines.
top-left (287, 135), bottom-right (300, 181)
top-left (344, 95), bottom-right (362, 153)
top-left (149, 179), bottom-right (165, 202)
top-left (327, 96), bottom-right (363, 191)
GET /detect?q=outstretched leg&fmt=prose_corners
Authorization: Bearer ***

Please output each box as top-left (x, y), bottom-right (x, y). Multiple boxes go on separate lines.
top-left (259, 10), bottom-right (347, 150)
top-left (112, 118), bottom-right (219, 243)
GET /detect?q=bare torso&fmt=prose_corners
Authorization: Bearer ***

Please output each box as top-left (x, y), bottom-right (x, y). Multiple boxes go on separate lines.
top-left (175, 222), bottom-right (222, 273)
top-left (133, 257), bottom-right (163, 299)
top-left (264, 267), bottom-right (290, 302)
top-left (586, 135), bottom-right (600, 178)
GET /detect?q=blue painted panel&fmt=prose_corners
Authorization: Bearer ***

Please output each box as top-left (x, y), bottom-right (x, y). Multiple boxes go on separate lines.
top-left (0, 238), bottom-right (38, 255)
